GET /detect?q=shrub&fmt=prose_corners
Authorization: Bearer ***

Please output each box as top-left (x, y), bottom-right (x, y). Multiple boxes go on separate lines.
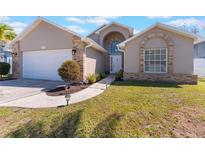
top-left (100, 72), bottom-right (107, 78)
top-left (86, 74), bottom-right (97, 84)
top-left (105, 70), bottom-right (110, 75)
top-left (58, 60), bottom-right (80, 83)
top-left (0, 62), bottom-right (10, 78)
top-left (115, 69), bottom-right (124, 81)
top-left (95, 73), bottom-right (101, 81)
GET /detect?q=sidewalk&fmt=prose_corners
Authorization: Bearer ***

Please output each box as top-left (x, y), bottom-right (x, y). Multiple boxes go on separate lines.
top-left (0, 75), bottom-right (115, 108)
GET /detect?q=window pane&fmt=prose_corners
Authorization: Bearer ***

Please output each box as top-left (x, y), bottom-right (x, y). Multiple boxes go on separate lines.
top-left (145, 50), bottom-right (149, 54)
top-left (150, 61), bottom-right (155, 66)
top-left (150, 54), bottom-right (154, 60)
top-left (145, 66), bottom-right (149, 72)
top-left (155, 67), bottom-right (161, 72)
top-left (161, 48), bottom-right (166, 54)
top-left (108, 40), bottom-right (120, 53)
top-left (156, 49), bottom-right (160, 54)
top-left (150, 50), bottom-right (154, 54)
top-left (150, 67), bottom-right (155, 72)
top-left (161, 55), bottom-right (166, 61)
top-left (155, 61), bottom-right (160, 67)
top-left (155, 55), bottom-right (160, 60)
top-left (144, 48), bottom-right (167, 73)
top-left (145, 54), bottom-right (149, 60)
top-left (161, 66), bottom-right (166, 72)
top-left (145, 61), bottom-right (150, 66)
top-left (161, 61), bottom-right (166, 72)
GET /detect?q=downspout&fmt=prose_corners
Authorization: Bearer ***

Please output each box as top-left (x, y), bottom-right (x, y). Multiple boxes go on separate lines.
top-left (117, 44), bottom-right (125, 72)
top-left (83, 39), bottom-right (93, 81)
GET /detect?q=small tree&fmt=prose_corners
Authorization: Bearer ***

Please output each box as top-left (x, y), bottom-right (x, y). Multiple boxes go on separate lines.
top-left (58, 60), bottom-right (80, 106)
top-left (0, 62), bottom-right (10, 79)
top-left (58, 60), bottom-right (80, 84)
top-left (0, 24), bottom-right (16, 42)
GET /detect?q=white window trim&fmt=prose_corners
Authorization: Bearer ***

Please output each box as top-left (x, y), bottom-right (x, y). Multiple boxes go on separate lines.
top-left (143, 48), bottom-right (168, 74)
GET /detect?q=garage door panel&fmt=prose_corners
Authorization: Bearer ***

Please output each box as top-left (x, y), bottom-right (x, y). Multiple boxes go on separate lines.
top-left (23, 49), bottom-right (72, 81)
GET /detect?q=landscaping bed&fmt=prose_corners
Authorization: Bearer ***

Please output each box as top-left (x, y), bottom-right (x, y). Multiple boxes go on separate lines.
top-left (0, 77), bottom-right (16, 81)
top-left (46, 83), bottom-right (89, 96)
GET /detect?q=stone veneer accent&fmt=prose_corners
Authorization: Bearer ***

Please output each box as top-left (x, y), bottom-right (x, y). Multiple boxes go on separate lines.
top-left (72, 36), bottom-right (86, 81)
top-left (12, 36), bottom-right (87, 81)
top-left (124, 73), bottom-right (198, 84)
top-left (12, 41), bottom-right (21, 79)
top-left (139, 32), bottom-right (174, 75)
top-left (124, 32), bottom-right (197, 84)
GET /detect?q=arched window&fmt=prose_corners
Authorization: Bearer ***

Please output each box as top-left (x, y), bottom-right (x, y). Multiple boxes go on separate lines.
top-left (108, 40), bottom-right (120, 54)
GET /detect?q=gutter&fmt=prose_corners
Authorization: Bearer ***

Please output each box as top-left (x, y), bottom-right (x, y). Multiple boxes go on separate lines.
top-left (117, 44), bottom-right (125, 72)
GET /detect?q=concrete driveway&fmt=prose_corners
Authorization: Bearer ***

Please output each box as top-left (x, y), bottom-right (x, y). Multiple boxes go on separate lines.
top-left (0, 76), bottom-right (115, 108)
top-left (0, 79), bottom-right (64, 104)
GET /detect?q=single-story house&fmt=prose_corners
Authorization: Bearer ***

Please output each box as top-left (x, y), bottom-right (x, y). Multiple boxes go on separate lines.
top-left (11, 17), bottom-right (198, 84)
top-left (0, 42), bottom-right (12, 74)
top-left (0, 41), bottom-right (12, 63)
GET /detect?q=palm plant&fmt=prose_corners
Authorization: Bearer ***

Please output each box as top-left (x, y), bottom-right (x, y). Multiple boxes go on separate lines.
top-left (0, 24), bottom-right (16, 43)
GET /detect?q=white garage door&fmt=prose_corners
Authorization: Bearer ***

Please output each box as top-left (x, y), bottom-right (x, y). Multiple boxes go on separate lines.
top-left (23, 49), bottom-right (72, 81)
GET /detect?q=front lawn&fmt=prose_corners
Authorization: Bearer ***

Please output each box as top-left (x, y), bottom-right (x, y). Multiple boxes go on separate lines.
top-left (1, 78), bottom-right (205, 137)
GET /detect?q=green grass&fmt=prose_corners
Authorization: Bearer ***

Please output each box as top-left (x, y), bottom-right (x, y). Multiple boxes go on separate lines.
top-left (0, 78), bottom-right (205, 137)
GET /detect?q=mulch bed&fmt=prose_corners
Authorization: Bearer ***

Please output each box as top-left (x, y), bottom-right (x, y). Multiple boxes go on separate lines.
top-left (0, 78), bottom-right (17, 81)
top-left (46, 83), bottom-right (89, 96)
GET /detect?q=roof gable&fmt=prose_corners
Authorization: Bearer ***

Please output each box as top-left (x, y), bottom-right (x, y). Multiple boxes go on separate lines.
top-left (9, 17), bottom-right (106, 52)
top-left (88, 22), bottom-right (134, 36)
top-left (10, 17), bottom-right (82, 46)
top-left (119, 23), bottom-right (198, 48)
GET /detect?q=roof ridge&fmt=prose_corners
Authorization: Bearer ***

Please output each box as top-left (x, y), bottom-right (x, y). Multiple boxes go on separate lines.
top-left (87, 24), bottom-right (107, 37)
top-left (118, 22), bottom-right (198, 48)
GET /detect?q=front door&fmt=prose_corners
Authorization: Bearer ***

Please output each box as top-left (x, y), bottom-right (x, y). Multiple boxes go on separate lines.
top-left (110, 55), bottom-right (122, 73)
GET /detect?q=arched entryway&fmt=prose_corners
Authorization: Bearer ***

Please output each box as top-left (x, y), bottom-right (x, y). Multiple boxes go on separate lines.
top-left (103, 32), bottom-right (126, 73)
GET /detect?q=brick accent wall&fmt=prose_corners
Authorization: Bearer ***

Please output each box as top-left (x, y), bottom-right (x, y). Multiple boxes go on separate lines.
top-left (12, 36), bottom-right (87, 81)
top-left (12, 41), bottom-right (21, 79)
top-left (72, 36), bottom-right (86, 81)
top-left (124, 73), bottom-right (198, 84)
top-left (139, 32), bottom-right (174, 75)
top-left (124, 32), bottom-right (197, 84)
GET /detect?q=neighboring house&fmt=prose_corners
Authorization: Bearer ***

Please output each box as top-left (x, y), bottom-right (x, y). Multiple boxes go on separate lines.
top-left (194, 38), bottom-right (205, 58)
top-left (10, 17), bottom-right (198, 84)
top-left (0, 42), bottom-right (12, 74)
top-left (0, 48), bottom-right (12, 63)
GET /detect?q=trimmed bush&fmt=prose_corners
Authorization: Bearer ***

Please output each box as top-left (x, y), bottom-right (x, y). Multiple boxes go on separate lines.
top-left (86, 74), bottom-right (97, 84)
top-left (0, 62), bottom-right (10, 77)
top-left (115, 69), bottom-right (124, 81)
top-left (105, 70), bottom-right (110, 75)
top-left (95, 73), bottom-right (101, 81)
top-left (58, 60), bottom-right (80, 82)
top-left (100, 72), bottom-right (107, 78)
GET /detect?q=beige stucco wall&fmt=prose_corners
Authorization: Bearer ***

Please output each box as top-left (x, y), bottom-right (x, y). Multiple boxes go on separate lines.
top-left (124, 27), bottom-right (194, 74)
top-left (88, 33), bottom-right (100, 44)
top-left (85, 47), bottom-right (106, 76)
top-left (20, 21), bottom-right (74, 51)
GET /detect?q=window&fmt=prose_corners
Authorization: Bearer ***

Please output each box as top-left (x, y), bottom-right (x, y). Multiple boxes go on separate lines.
top-left (108, 40), bottom-right (120, 53)
top-left (144, 48), bottom-right (167, 73)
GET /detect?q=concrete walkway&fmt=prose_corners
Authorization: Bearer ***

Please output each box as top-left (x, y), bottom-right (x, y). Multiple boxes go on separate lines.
top-left (0, 75), bottom-right (115, 108)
